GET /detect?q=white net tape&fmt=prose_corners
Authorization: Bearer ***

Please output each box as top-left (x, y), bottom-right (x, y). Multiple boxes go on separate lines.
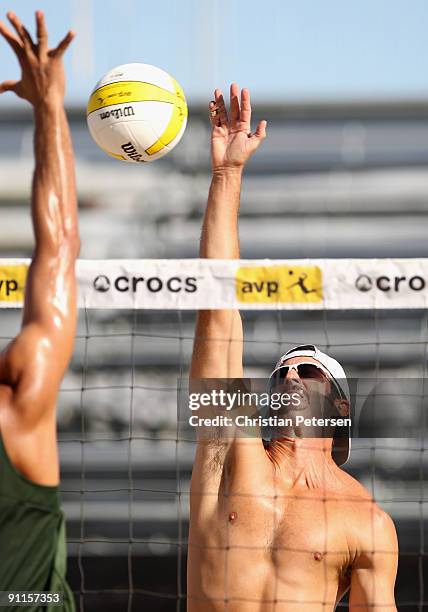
top-left (2, 258), bottom-right (428, 310)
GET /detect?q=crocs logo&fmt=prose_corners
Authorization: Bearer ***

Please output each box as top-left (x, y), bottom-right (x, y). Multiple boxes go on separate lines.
top-left (355, 274), bottom-right (425, 293)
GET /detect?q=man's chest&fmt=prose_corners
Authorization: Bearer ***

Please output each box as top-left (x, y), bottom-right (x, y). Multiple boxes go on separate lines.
top-left (216, 493), bottom-right (350, 568)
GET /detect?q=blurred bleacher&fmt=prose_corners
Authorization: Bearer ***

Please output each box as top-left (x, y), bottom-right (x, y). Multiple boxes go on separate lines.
top-left (2, 100), bottom-right (428, 259)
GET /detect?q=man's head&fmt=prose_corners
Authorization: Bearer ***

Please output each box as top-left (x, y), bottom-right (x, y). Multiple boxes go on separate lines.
top-left (269, 345), bottom-right (351, 466)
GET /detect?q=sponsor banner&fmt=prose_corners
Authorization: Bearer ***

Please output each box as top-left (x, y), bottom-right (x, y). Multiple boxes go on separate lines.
top-left (1, 258), bottom-right (428, 309)
top-left (236, 264), bottom-right (323, 304)
top-left (0, 260), bottom-right (30, 306)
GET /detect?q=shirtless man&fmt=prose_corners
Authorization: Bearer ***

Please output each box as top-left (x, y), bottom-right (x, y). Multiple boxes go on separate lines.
top-left (0, 11), bottom-right (78, 609)
top-left (188, 84), bottom-right (398, 611)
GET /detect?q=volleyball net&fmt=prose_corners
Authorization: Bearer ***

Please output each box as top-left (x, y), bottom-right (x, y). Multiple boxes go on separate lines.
top-left (0, 258), bottom-right (427, 611)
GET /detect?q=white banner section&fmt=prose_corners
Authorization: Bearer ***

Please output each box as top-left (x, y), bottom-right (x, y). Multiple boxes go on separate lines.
top-left (1, 258), bottom-right (428, 310)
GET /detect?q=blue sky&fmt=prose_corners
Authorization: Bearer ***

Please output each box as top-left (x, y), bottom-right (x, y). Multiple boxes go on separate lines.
top-left (0, 0), bottom-right (428, 107)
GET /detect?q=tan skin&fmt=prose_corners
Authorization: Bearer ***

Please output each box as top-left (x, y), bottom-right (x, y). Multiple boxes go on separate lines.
top-left (188, 85), bottom-right (398, 611)
top-left (0, 11), bottom-right (78, 487)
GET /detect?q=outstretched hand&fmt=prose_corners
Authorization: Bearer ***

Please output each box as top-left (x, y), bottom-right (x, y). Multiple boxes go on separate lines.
top-left (209, 83), bottom-right (266, 172)
top-left (0, 10), bottom-right (74, 106)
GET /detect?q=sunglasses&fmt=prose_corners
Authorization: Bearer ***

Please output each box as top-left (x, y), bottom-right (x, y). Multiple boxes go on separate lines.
top-left (270, 361), bottom-right (343, 399)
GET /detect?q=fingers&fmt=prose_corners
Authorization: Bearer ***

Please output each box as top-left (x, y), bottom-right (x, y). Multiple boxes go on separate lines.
top-left (36, 10), bottom-right (48, 58)
top-left (209, 84), bottom-right (266, 148)
top-left (2, 11), bottom-right (73, 61)
top-left (240, 88), bottom-right (251, 130)
top-left (0, 79), bottom-right (18, 94)
top-left (229, 82), bottom-right (240, 126)
top-left (0, 20), bottom-right (23, 56)
top-left (215, 89), bottom-right (228, 125)
top-left (51, 29), bottom-right (75, 57)
top-left (253, 120), bottom-right (267, 140)
top-left (209, 101), bottom-right (220, 127)
top-left (7, 12), bottom-right (36, 56)
top-left (210, 88), bottom-right (228, 127)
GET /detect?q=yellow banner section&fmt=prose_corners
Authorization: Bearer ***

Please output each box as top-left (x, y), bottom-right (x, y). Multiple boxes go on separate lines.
top-left (236, 265), bottom-right (323, 303)
top-left (0, 264), bottom-right (28, 303)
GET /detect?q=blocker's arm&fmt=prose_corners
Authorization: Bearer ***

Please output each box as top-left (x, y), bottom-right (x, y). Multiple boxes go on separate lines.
top-left (0, 12), bottom-right (78, 484)
top-left (6, 100), bottom-right (79, 409)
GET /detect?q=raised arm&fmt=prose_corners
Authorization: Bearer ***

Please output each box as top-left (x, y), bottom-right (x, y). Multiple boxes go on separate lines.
top-left (0, 11), bottom-right (78, 485)
top-left (190, 84), bottom-right (266, 381)
top-left (189, 85), bottom-right (266, 498)
top-left (349, 510), bottom-right (398, 612)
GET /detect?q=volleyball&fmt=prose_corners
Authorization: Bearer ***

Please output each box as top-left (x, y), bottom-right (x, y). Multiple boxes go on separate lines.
top-left (86, 63), bottom-right (188, 162)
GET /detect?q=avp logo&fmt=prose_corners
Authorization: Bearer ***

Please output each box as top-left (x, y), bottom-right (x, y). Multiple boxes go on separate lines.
top-left (0, 264), bottom-right (28, 303)
top-left (355, 274), bottom-right (426, 293)
top-left (236, 265), bottom-right (323, 304)
top-left (93, 274), bottom-right (197, 294)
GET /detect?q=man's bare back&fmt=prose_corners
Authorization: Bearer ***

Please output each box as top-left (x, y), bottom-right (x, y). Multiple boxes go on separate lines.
top-left (188, 437), bottom-right (396, 611)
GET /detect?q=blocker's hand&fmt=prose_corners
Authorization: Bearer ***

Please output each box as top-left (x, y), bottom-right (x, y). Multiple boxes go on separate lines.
top-left (209, 83), bottom-right (266, 172)
top-left (0, 11), bottom-right (74, 106)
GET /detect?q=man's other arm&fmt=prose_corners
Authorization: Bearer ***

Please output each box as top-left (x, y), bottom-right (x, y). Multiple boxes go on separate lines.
top-left (349, 510), bottom-right (398, 612)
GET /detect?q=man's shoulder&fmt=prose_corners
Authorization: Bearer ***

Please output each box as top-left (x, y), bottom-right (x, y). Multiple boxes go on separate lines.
top-left (334, 469), bottom-right (390, 524)
top-left (335, 467), bottom-right (373, 501)
top-left (335, 469), bottom-right (397, 557)
top-left (353, 504), bottom-right (398, 570)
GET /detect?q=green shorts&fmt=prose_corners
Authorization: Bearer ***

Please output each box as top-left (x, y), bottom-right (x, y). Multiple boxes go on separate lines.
top-left (0, 433), bottom-right (75, 611)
